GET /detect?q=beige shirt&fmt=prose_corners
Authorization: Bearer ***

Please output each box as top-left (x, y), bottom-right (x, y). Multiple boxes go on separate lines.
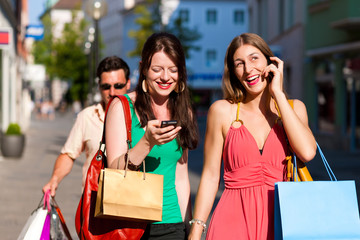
top-left (61, 103), bottom-right (105, 187)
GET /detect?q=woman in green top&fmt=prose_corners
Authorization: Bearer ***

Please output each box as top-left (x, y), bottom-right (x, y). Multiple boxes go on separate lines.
top-left (105, 32), bottom-right (199, 239)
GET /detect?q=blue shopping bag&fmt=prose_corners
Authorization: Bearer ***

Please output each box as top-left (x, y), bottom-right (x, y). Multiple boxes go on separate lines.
top-left (274, 143), bottom-right (360, 240)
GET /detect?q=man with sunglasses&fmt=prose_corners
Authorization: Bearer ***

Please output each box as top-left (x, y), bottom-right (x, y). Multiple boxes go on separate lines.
top-left (43, 56), bottom-right (131, 197)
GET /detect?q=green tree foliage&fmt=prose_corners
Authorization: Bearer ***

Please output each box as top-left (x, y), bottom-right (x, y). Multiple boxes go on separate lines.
top-left (127, 1), bottom-right (160, 57)
top-left (166, 16), bottom-right (201, 59)
top-left (32, 9), bottom-right (89, 103)
top-left (128, 0), bottom-right (201, 59)
top-left (32, 14), bottom-right (56, 78)
top-left (52, 13), bottom-right (89, 102)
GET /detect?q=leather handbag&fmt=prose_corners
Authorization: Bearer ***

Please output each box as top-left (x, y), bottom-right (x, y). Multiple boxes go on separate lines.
top-left (274, 143), bottom-right (360, 239)
top-left (75, 95), bottom-right (146, 240)
top-left (275, 99), bottom-right (313, 181)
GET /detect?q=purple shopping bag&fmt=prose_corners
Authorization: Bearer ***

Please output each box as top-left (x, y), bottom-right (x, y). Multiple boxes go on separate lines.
top-left (40, 213), bottom-right (51, 240)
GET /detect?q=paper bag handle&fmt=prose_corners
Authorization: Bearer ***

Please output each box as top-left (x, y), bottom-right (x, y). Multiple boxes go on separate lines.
top-left (293, 143), bottom-right (337, 181)
top-left (124, 151), bottom-right (146, 180)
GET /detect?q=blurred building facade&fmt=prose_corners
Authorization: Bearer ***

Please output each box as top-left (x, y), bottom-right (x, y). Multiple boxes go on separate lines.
top-left (0, 0), bottom-right (31, 132)
top-left (247, 0), bottom-right (360, 151)
top-left (99, 0), bottom-right (248, 109)
top-left (247, 0), bottom-right (306, 100)
top-left (39, 0), bottom-right (83, 108)
top-left (305, 0), bottom-right (360, 151)
top-left (30, 0), bottom-right (83, 109)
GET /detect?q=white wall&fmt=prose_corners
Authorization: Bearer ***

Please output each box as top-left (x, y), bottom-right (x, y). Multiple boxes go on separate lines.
top-left (0, 20), bottom-right (18, 132)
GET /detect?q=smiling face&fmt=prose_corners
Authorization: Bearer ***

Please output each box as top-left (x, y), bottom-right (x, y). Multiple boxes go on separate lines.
top-left (233, 44), bottom-right (269, 97)
top-left (145, 51), bottom-right (178, 99)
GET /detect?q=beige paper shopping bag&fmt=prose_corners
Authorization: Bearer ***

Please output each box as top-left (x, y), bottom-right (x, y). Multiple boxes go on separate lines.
top-left (95, 168), bottom-right (163, 222)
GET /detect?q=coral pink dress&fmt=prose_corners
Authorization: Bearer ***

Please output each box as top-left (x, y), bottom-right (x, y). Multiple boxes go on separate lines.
top-left (206, 105), bottom-right (288, 240)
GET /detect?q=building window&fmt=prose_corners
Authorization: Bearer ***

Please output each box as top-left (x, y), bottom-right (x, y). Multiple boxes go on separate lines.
top-left (206, 49), bottom-right (217, 67)
top-left (279, 0), bottom-right (295, 33)
top-left (279, 0), bottom-right (285, 33)
top-left (257, 0), bottom-right (268, 40)
top-left (179, 9), bottom-right (189, 23)
top-left (234, 10), bottom-right (245, 24)
top-left (206, 9), bottom-right (217, 24)
top-left (288, 0), bottom-right (295, 28)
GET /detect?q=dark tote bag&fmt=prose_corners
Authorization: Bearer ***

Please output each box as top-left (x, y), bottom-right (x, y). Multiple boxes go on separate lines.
top-left (274, 143), bottom-right (360, 240)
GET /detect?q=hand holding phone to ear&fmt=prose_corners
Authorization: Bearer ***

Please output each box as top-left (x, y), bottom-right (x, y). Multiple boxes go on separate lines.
top-left (263, 56), bottom-right (284, 97)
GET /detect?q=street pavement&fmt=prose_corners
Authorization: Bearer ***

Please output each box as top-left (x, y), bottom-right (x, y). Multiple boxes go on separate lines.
top-left (0, 109), bottom-right (359, 240)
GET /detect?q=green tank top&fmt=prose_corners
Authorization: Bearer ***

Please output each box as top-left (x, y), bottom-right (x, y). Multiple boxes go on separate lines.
top-left (124, 94), bottom-right (183, 224)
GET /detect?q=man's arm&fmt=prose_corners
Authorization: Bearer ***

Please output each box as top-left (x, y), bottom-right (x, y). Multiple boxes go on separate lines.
top-left (42, 153), bottom-right (75, 196)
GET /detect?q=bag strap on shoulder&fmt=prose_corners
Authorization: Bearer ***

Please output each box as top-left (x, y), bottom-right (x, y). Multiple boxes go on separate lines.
top-left (101, 95), bottom-right (132, 145)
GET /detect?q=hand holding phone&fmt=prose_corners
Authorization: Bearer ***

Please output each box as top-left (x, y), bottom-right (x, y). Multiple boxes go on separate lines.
top-left (160, 120), bottom-right (178, 128)
top-left (267, 59), bottom-right (278, 81)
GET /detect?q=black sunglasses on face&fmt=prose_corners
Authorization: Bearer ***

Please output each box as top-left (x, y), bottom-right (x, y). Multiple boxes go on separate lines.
top-left (99, 82), bottom-right (127, 90)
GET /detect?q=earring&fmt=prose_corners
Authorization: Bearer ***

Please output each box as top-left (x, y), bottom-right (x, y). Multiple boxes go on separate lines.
top-left (142, 80), bottom-right (147, 93)
top-left (175, 82), bottom-right (185, 93)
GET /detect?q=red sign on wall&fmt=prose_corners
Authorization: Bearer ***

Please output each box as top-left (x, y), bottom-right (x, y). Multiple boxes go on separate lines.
top-left (0, 31), bottom-right (10, 45)
top-left (0, 28), bottom-right (12, 49)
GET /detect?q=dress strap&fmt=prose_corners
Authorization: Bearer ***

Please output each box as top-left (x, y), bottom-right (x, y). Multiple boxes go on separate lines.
top-left (236, 102), bottom-right (240, 121)
top-left (232, 102), bottom-right (244, 125)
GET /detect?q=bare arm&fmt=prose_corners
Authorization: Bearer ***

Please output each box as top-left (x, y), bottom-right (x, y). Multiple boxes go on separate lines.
top-left (275, 95), bottom-right (316, 162)
top-left (105, 98), bottom-right (142, 169)
top-left (188, 101), bottom-right (225, 240)
top-left (265, 56), bottom-right (316, 162)
top-left (175, 149), bottom-right (192, 234)
top-left (105, 97), bottom-right (182, 169)
top-left (42, 153), bottom-right (74, 196)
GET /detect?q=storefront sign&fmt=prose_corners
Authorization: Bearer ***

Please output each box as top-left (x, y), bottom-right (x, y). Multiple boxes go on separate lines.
top-left (0, 28), bottom-right (12, 49)
top-left (25, 25), bottom-right (44, 40)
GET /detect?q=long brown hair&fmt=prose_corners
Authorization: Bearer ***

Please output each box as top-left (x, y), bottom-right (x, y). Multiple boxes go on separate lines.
top-left (134, 32), bottom-right (199, 150)
top-left (223, 33), bottom-right (275, 103)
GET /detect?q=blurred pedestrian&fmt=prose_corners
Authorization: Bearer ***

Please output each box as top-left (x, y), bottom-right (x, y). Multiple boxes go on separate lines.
top-left (48, 101), bottom-right (55, 120)
top-left (41, 100), bottom-right (50, 119)
top-left (42, 56), bottom-right (131, 196)
top-left (72, 100), bottom-right (82, 116)
top-left (188, 33), bottom-right (317, 240)
top-left (35, 99), bottom-right (42, 119)
top-left (105, 32), bottom-right (199, 239)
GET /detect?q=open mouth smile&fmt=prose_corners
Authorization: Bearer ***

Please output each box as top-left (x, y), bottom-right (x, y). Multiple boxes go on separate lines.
top-left (157, 82), bottom-right (173, 90)
top-left (246, 75), bottom-right (260, 86)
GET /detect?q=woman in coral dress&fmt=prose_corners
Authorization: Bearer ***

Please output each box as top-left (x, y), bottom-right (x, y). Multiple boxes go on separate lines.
top-left (188, 33), bottom-right (317, 240)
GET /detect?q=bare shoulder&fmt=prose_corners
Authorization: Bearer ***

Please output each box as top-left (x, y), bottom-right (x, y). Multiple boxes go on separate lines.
top-left (108, 97), bottom-right (124, 113)
top-left (292, 99), bottom-right (309, 122)
top-left (111, 92), bottom-right (136, 109)
top-left (127, 91), bottom-right (136, 102)
top-left (292, 99), bottom-right (307, 112)
top-left (208, 99), bottom-right (235, 126)
top-left (206, 100), bottom-right (235, 141)
top-left (208, 99), bottom-right (233, 116)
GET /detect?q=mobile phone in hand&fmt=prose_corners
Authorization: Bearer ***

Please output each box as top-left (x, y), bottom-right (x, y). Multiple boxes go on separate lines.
top-left (267, 59), bottom-right (278, 82)
top-left (160, 120), bottom-right (178, 128)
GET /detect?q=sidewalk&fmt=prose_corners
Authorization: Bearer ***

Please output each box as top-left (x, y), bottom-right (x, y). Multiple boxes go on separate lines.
top-left (0, 111), bottom-right (83, 240)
